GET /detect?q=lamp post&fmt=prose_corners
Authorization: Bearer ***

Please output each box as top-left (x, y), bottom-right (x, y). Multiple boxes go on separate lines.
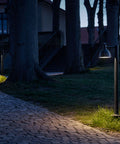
top-left (99, 44), bottom-right (119, 117)
top-left (114, 2), bottom-right (120, 116)
top-left (99, 4), bottom-right (119, 116)
top-left (114, 44), bottom-right (119, 116)
top-left (114, 0), bottom-right (120, 116)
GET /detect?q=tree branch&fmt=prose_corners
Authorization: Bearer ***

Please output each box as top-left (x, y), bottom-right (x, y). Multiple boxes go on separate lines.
top-left (84, 0), bottom-right (91, 11)
top-left (52, 0), bottom-right (61, 8)
top-left (93, 0), bottom-right (98, 10)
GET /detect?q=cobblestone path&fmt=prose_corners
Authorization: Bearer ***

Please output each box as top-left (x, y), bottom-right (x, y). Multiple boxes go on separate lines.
top-left (0, 91), bottom-right (120, 144)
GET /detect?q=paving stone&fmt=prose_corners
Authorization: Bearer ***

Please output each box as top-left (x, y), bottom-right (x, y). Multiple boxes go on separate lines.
top-left (0, 91), bottom-right (120, 144)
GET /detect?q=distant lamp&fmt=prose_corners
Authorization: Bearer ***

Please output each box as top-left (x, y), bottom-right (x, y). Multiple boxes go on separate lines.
top-left (99, 44), bottom-right (112, 59)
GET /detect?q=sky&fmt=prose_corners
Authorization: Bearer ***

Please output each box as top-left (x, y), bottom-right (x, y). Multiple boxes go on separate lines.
top-left (60, 0), bottom-right (107, 27)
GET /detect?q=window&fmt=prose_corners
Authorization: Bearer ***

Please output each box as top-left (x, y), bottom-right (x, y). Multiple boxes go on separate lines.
top-left (0, 13), bottom-right (8, 35)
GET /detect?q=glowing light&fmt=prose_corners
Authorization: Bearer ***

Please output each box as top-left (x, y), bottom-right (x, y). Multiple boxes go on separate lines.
top-left (99, 56), bottom-right (112, 59)
top-left (0, 75), bottom-right (7, 83)
top-left (99, 46), bottom-right (112, 59)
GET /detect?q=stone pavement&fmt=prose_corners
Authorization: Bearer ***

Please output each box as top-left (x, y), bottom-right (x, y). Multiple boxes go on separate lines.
top-left (0, 92), bottom-right (120, 144)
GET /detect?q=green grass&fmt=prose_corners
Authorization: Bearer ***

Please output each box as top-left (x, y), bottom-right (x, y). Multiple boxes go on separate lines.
top-left (0, 65), bottom-right (120, 132)
top-left (91, 107), bottom-right (120, 132)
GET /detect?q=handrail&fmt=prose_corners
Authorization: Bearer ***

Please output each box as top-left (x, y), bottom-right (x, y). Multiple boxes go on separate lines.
top-left (39, 31), bottom-right (62, 69)
top-left (39, 31), bottom-right (60, 50)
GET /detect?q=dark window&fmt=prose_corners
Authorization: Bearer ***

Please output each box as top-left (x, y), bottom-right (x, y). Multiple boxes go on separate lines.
top-left (0, 19), bottom-right (2, 34)
top-left (0, 13), bottom-right (8, 35)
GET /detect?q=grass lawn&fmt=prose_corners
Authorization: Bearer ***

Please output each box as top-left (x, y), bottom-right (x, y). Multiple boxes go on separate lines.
top-left (0, 64), bottom-right (120, 133)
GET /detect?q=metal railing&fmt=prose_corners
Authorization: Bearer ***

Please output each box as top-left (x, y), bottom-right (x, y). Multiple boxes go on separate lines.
top-left (39, 31), bottom-right (62, 69)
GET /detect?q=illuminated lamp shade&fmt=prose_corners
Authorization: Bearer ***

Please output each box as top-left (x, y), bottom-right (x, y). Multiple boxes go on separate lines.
top-left (99, 45), bottom-right (112, 59)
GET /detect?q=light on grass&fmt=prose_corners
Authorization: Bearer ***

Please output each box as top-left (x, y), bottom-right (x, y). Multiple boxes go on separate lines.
top-left (89, 67), bottom-right (104, 71)
top-left (92, 108), bottom-right (120, 131)
top-left (0, 75), bottom-right (7, 83)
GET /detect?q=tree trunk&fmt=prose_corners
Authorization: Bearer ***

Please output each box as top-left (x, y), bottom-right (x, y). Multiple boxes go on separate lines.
top-left (8, 0), bottom-right (16, 80)
top-left (8, 0), bottom-right (49, 81)
top-left (106, 0), bottom-right (119, 46)
top-left (84, 0), bottom-right (98, 65)
top-left (84, 0), bottom-right (98, 47)
top-left (52, 0), bottom-right (61, 32)
top-left (65, 0), bottom-right (85, 74)
top-left (87, 14), bottom-right (95, 47)
top-left (98, 0), bottom-right (104, 45)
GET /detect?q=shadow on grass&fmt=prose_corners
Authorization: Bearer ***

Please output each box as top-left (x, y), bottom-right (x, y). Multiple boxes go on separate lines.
top-left (0, 65), bottom-right (120, 132)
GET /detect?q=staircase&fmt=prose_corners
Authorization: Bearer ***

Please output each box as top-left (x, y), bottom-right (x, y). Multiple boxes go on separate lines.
top-left (39, 31), bottom-right (62, 70)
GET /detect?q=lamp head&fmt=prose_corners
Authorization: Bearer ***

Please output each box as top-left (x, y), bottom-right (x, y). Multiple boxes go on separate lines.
top-left (99, 44), bottom-right (112, 59)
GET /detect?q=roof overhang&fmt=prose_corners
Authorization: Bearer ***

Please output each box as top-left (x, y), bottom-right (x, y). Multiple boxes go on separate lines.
top-left (38, 0), bottom-right (65, 13)
top-left (0, 0), bottom-right (7, 5)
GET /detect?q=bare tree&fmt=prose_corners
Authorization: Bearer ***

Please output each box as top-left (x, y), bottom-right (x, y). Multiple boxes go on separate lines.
top-left (97, 0), bottom-right (104, 45)
top-left (65, 0), bottom-right (85, 74)
top-left (106, 0), bottom-right (119, 46)
top-left (8, 0), bottom-right (49, 81)
top-left (84, 0), bottom-right (98, 47)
